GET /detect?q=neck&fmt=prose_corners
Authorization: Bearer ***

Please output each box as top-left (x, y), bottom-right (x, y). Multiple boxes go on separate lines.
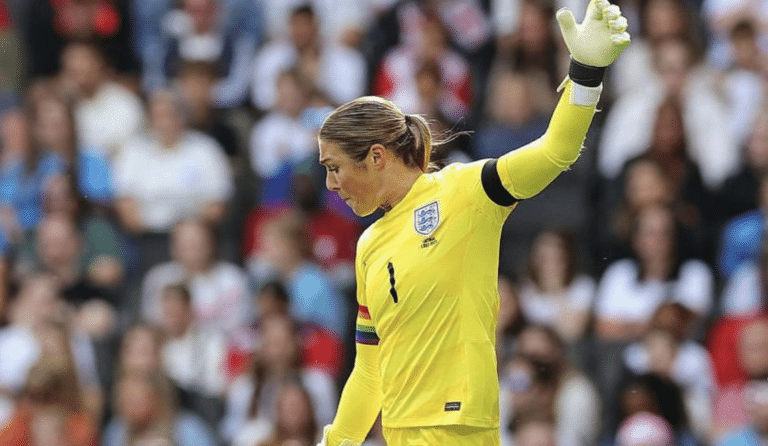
top-left (379, 165), bottom-right (423, 213)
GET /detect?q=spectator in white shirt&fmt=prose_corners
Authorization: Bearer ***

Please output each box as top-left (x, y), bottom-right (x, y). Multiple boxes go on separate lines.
top-left (250, 4), bottom-right (366, 111)
top-left (114, 89), bottom-right (233, 235)
top-left (595, 204), bottom-right (714, 342)
top-left (141, 218), bottom-right (251, 334)
top-left (59, 42), bottom-right (145, 158)
top-left (518, 228), bottom-right (596, 344)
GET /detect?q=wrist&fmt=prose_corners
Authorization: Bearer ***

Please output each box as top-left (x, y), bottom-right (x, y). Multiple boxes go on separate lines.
top-left (568, 58), bottom-right (606, 87)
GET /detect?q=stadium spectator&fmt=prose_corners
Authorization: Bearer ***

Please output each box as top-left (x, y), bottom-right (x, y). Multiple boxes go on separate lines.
top-left (473, 69), bottom-right (550, 160)
top-left (0, 276), bottom-right (102, 422)
top-left (517, 228), bottom-right (596, 344)
top-left (491, 0), bottom-right (566, 92)
top-left (24, 0), bottom-right (139, 79)
top-left (251, 4), bottom-right (366, 111)
top-left (59, 42), bottom-right (145, 158)
top-left (712, 318), bottom-right (768, 439)
top-left (720, 21), bottom-right (766, 152)
top-left (114, 88), bottom-right (233, 236)
top-left (597, 96), bottom-right (711, 264)
top-left (601, 373), bottom-right (699, 446)
top-left (221, 313), bottom-right (337, 445)
top-left (720, 237), bottom-right (768, 317)
top-left (103, 370), bottom-right (218, 446)
top-left (716, 108), bottom-right (768, 223)
top-left (145, 0), bottom-right (257, 108)
top-left (133, 0), bottom-right (264, 95)
top-left (516, 325), bottom-right (601, 446)
top-left (718, 173), bottom-right (768, 279)
top-left (594, 204), bottom-right (714, 342)
top-left (609, 0), bottom-right (703, 97)
top-left (599, 38), bottom-right (738, 190)
top-left (499, 354), bottom-right (558, 446)
top-left (38, 174), bottom-right (124, 291)
top-left (174, 61), bottom-right (240, 159)
top-left (141, 218), bottom-right (251, 334)
top-left (159, 283), bottom-right (227, 428)
top-left (256, 378), bottom-right (320, 446)
top-left (248, 68), bottom-right (318, 206)
top-left (372, 10), bottom-right (471, 120)
top-left (31, 91), bottom-right (114, 206)
top-left (0, 108), bottom-right (64, 242)
top-left (716, 379), bottom-right (768, 446)
top-left (622, 303), bottom-right (716, 441)
top-left (243, 172), bottom-right (361, 291)
top-left (225, 280), bottom-right (346, 381)
top-left (0, 356), bottom-right (99, 446)
top-left (249, 212), bottom-right (349, 337)
top-left (260, 0), bottom-right (377, 46)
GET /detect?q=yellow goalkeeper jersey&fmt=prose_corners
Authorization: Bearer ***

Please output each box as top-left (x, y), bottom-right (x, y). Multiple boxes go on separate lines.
top-left (354, 159), bottom-right (517, 429)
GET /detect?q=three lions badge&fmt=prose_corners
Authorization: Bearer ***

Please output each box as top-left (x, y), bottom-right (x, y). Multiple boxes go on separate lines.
top-left (414, 201), bottom-right (440, 236)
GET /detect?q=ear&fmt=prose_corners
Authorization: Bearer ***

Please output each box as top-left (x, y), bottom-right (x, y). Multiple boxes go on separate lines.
top-left (369, 144), bottom-right (387, 170)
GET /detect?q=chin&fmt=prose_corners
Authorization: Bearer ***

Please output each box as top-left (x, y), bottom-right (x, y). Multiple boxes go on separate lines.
top-left (348, 201), bottom-right (377, 217)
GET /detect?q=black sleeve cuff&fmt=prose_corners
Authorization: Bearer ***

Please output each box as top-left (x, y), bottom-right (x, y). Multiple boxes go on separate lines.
top-left (481, 159), bottom-right (519, 207)
top-left (568, 58), bottom-right (606, 87)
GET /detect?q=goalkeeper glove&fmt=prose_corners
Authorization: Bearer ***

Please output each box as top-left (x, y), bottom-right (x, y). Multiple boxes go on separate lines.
top-left (556, 0), bottom-right (631, 68)
top-left (317, 425), bottom-right (361, 446)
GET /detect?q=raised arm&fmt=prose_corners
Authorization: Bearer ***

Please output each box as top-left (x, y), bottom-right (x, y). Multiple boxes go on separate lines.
top-left (491, 0), bottom-right (630, 201)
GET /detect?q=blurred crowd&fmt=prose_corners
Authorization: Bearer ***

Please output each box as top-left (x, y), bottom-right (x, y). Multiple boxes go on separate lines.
top-left (0, 0), bottom-right (767, 446)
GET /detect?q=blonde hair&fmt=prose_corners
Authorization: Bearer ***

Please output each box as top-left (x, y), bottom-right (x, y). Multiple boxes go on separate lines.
top-left (319, 96), bottom-right (438, 172)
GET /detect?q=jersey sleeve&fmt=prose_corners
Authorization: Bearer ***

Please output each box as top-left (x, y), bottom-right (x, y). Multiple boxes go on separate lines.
top-left (324, 242), bottom-right (383, 445)
top-left (494, 81), bottom-right (600, 200)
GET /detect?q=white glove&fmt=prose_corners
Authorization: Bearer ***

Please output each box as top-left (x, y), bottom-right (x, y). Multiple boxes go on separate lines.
top-left (317, 425), bottom-right (361, 446)
top-left (556, 0), bottom-right (631, 67)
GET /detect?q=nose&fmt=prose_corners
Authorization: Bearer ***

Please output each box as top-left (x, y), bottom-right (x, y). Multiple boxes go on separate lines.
top-left (325, 173), bottom-right (338, 191)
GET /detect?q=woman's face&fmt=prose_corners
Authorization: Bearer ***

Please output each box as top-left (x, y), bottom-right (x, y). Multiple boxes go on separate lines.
top-left (531, 232), bottom-right (568, 286)
top-left (633, 207), bottom-right (675, 261)
top-left (318, 140), bottom-right (382, 216)
top-left (121, 328), bottom-right (160, 374)
top-left (35, 99), bottom-right (73, 152)
top-left (626, 161), bottom-right (670, 208)
top-left (117, 377), bottom-right (155, 425)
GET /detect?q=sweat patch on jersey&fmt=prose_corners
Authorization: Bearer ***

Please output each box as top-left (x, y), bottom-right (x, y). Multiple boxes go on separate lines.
top-left (356, 305), bottom-right (379, 345)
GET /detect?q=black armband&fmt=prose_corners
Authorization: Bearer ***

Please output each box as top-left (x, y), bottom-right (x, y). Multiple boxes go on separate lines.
top-left (481, 159), bottom-right (519, 207)
top-left (568, 58), bottom-right (606, 87)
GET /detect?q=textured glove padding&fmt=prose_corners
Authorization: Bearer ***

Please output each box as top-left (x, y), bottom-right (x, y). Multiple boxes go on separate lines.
top-left (557, 0), bottom-right (631, 67)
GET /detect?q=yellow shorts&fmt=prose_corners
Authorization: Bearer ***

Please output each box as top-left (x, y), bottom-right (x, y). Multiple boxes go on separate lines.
top-left (382, 425), bottom-right (500, 446)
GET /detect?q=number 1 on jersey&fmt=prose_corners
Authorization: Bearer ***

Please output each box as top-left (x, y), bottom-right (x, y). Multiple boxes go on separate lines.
top-left (387, 262), bottom-right (399, 304)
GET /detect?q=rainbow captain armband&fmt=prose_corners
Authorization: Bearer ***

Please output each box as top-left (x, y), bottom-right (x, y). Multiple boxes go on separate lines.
top-left (355, 305), bottom-right (380, 345)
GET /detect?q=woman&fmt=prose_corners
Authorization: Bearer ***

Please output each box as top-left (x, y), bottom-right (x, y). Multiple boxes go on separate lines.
top-left (315, 1), bottom-right (630, 444)
top-left (519, 228), bottom-right (596, 343)
top-left (594, 204), bottom-right (714, 342)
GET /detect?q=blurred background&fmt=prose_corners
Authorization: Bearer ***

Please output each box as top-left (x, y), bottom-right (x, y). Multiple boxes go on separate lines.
top-left (0, 0), bottom-right (766, 445)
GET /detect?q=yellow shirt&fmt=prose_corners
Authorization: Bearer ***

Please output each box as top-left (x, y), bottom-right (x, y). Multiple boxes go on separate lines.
top-left (355, 160), bottom-right (515, 428)
top-left (326, 80), bottom-right (601, 445)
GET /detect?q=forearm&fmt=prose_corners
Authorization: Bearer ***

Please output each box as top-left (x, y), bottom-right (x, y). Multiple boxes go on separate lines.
top-left (497, 80), bottom-right (601, 199)
top-left (325, 344), bottom-right (382, 445)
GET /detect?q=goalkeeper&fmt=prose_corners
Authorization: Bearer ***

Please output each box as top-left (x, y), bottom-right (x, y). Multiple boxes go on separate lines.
top-left (316, 1), bottom-right (630, 445)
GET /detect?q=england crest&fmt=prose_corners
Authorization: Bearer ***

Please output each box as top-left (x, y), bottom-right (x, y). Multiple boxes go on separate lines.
top-left (414, 201), bottom-right (440, 236)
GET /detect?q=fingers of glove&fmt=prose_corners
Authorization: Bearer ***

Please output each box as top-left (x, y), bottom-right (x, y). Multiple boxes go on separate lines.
top-left (602, 4), bottom-right (622, 21)
top-left (556, 8), bottom-right (578, 36)
top-left (585, 0), bottom-right (606, 20)
top-left (611, 31), bottom-right (631, 45)
top-left (609, 16), bottom-right (628, 32)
